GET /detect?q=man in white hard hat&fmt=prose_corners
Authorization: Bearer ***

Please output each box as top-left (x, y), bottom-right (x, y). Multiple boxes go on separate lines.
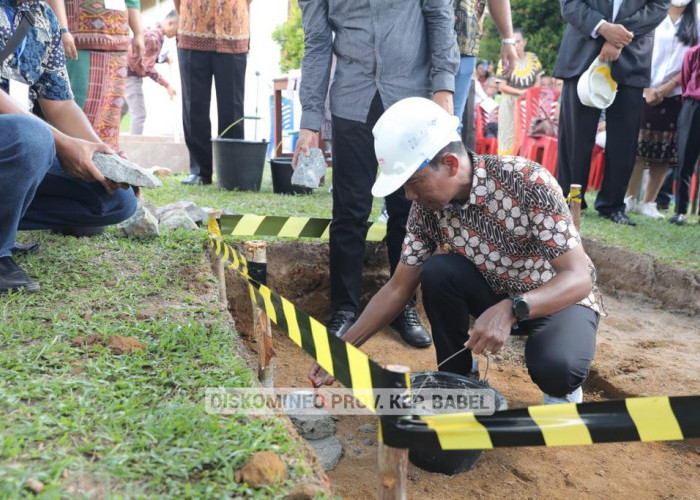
top-left (310, 97), bottom-right (604, 404)
top-left (293, 0), bottom-right (517, 349)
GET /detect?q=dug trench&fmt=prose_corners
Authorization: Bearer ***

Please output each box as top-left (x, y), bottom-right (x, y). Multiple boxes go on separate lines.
top-left (215, 239), bottom-right (700, 499)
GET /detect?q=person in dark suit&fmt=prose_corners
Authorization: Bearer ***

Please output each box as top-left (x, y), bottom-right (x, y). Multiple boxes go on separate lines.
top-left (554, 0), bottom-right (670, 225)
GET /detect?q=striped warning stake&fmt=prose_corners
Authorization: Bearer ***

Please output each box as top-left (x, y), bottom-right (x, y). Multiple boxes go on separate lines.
top-left (381, 396), bottom-right (700, 449)
top-left (219, 214), bottom-right (387, 241)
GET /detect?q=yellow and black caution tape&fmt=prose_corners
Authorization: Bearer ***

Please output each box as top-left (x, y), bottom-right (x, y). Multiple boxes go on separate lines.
top-left (219, 214), bottom-right (387, 241)
top-left (208, 219), bottom-right (405, 413)
top-left (382, 395), bottom-right (700, 449)
top-left (566, 186), bottom-right (582, 205)
top-left (208, 218), bottom-right (700, 450)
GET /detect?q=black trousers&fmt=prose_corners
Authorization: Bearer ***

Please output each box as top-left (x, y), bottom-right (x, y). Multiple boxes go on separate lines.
top-left (330, 93), bottom-right (414, 313)
top-left (420, 253), bottom-right (598, 397)
top-left (178, 48), bottom-right (247, 181)
top-left (557, 78), bottom-right (643, 214)
top-left (675, 98), bottom-right (700, 215)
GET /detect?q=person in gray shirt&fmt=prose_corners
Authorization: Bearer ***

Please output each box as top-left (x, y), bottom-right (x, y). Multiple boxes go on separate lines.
top-left (293, 0), bottom-right (514, 349)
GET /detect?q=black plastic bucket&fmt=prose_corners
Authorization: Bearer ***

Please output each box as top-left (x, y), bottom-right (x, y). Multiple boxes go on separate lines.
top-left (408, 371), bottom-right (507, 475)
top-left (212, 138), bottom-right (267, 191)
top-left (270, 158), bottom-right (312, 195)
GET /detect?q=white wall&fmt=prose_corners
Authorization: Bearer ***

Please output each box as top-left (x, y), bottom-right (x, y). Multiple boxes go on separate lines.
top-left (134, 0), bottom-right (289, 141)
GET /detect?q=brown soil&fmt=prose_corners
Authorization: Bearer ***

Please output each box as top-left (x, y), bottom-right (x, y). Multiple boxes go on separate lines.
top-left (71, 334), bottom-right (147, 355)
top-left (238, 288), bottom-right (700, 499)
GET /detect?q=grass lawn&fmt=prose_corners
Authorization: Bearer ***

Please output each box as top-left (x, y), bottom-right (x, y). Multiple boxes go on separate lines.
top-left (0, 230), bottom-right (312, 498)
top-left (149, 167), bottom-right (699, 272)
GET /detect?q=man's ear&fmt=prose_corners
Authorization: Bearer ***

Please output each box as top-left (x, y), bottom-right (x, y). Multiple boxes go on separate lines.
top-left (442, 153), bottom-right (460, 177)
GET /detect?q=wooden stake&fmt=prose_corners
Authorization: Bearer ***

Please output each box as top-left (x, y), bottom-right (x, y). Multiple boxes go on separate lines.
top-left (378, 364), bottom-right (410, 500)
top-left (244, 240), bottom-right (274, 388)
top-left (208, 210), bottom-right (227, 305)
top-left (569, 183), bottom-right (582, 231)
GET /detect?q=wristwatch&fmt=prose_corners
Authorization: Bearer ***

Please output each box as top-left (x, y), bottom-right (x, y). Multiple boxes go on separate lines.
top-left (510, 294), bottom-right (530, 321)
top-left (59, 27), bottom-right (70, 34)
top-left (501, 37), bottom-right (516, 45)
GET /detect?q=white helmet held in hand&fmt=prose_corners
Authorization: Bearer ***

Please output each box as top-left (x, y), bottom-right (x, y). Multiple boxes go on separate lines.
top-left (372, 97), bottom-right (461, 197)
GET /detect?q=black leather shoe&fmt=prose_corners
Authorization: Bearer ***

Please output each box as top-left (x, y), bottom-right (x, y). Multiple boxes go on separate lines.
top-left (327, 310), bottom-right (356, 338)
top-left (52, 226), bottom-right (105, 237)
top-left (181, 174), bottom-right (212, 185)
top-left (11, 241), bottom-right (41, 256)
top-left (600, 210), bottom-right (636, 226)
top-left (0, 256), bottom-right (40, 294)
top-left (390, 306), bottom-right (432, 348)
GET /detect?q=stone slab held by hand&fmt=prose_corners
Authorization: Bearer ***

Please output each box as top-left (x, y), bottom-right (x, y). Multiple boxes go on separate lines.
top-left (93, 152), bottom-right (163, 188)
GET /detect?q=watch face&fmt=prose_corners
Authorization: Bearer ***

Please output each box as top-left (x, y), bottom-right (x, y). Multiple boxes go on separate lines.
top-left (514, 298), bottom-right (529, 319)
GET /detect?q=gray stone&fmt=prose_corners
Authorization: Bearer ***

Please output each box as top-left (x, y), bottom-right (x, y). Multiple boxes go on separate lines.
top-left (353, 447), bottom-right (362, 456)
top-left (93, 152), bottom-right (162, 188)
top-left (358, 424), bottom-right (376, 434)
top-left (363, 437), bottom-right (374, 446)
top-left (346, 434), bottom-right (354, 442)
top-left (155, 201), bottom-right (204, 224)
top-left (115, 206), bottom-right (159, 239)
top-left (138, 199), bottom-right (157, 216)
top-left (159, 210), bottom-right (198, 231)
top-left (291, 148), bottom-right (326, 189)
top-left (307, 435), bottom-right (343, 471)
top-left (284, 391), bottom-right (335, 440)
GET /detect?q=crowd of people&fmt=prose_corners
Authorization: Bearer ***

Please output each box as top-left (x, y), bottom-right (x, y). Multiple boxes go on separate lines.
top-left (0, 0), bottom-right (695, 407)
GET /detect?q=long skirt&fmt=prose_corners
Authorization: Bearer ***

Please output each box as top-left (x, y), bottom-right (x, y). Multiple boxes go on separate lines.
top-left (66, 49), bottom-right (128, 150)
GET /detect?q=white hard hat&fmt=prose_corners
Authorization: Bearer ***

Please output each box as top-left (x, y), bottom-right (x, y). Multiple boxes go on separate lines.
top-left (577, 58), bottom-right (618, 109)
top-left (372, 97), bottom-right (461, 197)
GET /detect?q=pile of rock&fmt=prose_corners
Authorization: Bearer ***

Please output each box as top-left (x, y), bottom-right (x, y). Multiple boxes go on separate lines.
top-left (284, 391), bottom-right (343, 471)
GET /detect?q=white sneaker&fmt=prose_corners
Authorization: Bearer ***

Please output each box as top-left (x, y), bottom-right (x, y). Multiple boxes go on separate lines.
top-left (637, 201), bottom-right (665, 220)
top-left (624, 195), bottom-right (637, 213)
top-left (543, 386), bottom-right (583, 405)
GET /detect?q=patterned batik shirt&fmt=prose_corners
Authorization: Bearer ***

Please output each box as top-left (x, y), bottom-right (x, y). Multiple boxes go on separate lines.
top-left (454, 0), bottom-right (485, 57)
top-left (401, 152), bottom-right (605, 315)
top-left (0, 0), bottom-right (72, 102)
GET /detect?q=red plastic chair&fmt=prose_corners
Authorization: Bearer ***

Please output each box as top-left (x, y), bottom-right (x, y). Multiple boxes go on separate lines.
top-left (516, 87), bottom-right (560, 174)
top-left (588, 144), bottom-right (605, 191)
top-left (475, 103), bottom-right (498, 155)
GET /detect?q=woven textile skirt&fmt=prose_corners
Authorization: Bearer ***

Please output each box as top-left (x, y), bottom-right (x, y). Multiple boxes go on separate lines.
top-left (66, 50), bottom-right (127, 150)
top-left (636, 95), bottom-right (682, 164)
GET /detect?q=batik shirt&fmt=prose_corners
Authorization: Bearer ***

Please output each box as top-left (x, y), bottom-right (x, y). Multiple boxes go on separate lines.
top-left (401, 152), bottom-right (605, 315)
top-left (454, 0), bottom-right (486, 57)
top-left (177, 0), bottom-right (250, 54)
top-left (0, 0), bottom-right (72, 102)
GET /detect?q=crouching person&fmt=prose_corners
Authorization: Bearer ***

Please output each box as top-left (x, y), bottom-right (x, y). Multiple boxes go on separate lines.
top-left (310, 97), bottom-right (604, 404)
top-left (1, 0), bottom-right (137, 294)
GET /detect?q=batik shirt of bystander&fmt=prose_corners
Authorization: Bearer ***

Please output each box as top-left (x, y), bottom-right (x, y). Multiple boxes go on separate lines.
top-left (0, 0), bottom-right (72, 102)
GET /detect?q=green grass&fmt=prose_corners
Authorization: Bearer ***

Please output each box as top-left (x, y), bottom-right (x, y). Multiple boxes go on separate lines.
top-left (0, 231), bottom-right (312, 498)
top-left (147, 170), bottom-right (699, 273)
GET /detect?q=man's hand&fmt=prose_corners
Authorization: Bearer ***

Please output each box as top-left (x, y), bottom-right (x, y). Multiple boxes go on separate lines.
top-left (465, 299), bottom-right (516, 355)
top-left (56, 137), bottom-right (118, 193)
top-left (166, 85), bottom-right (177, 99)
top-left (292, 128), bottom-right (319, 168)
top-left (132, 34), bottom-right (145, 63)
top-left (599, 41), bottom-right (623, 63)
top-left (432, 90), bottom-right (454, 115)
top-left (598, 22), bottom-right (633, 48)
top-left (61, 31), bottom-right (78, 59)
top-left (309, 361), bottom-right (335, 386)
top-left (500, 43), bottom-right (518, 80)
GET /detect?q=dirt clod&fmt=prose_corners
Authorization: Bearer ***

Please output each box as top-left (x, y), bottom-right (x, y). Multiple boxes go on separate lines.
top-left (71, 335), bottom-right (147, 355)
top-left (284, 481), bottom-right (327, 499)
top-left (240, 451), bottom-right (289, 488)
top-left (25, 478), bottom-right (44, 494)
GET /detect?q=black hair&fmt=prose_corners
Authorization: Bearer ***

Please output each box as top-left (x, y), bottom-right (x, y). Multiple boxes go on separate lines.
top-left (428, 141), bottom-right (467, 170)
top-left (677, 2), bottom-right (698, 47)
top-left (165, 9), bottom-right (178, 20)
top-left (513, 27), bottom-right (523, 37)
